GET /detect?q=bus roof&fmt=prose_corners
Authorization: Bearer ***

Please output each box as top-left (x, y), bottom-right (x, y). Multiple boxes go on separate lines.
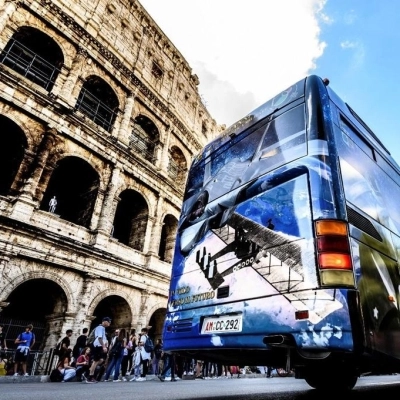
top-left (193, 77), bottom-right (307, 165)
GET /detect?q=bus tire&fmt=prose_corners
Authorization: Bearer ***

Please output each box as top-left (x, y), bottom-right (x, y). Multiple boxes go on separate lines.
top-left (305, 372), bottom-right (357, 391)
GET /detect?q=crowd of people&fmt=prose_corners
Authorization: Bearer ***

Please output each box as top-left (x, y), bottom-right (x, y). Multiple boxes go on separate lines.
top-left (0, 320), bottom-right (271, 383)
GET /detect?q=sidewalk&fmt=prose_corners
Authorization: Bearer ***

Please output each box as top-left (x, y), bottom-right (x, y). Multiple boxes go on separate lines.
top-left (0, 372), bottom-right (278, 383)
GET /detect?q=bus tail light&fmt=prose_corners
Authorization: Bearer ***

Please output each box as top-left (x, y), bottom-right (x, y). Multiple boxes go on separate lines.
top-left (315, 220), bottom-right (355, 287)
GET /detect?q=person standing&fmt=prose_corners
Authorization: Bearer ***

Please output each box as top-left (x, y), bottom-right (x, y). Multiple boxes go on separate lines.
top-left (86, 317), bottom-right (111, 383)
top-left (72, 328), bottom-right (88, 360)
top-left (158, 351), bottom-right (177, 382)
top-left (0, 325), bottom-right (7, 352)
top-left (136, 328), bottom-right (152, 381)
top-left (13, 324), bottom-right (35, 376)
top-left (126, 329), bottom-right (136, 373)
top-left (103, 328), bottom-right (126, 382)
top-left (152, 339), bottom-right (163, 375)
top-left (59, 329), bottom-right (73, 359)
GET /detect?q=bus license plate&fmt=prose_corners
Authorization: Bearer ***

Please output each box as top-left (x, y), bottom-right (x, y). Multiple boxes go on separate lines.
top-left (201, 315), bottom-right (243, 334)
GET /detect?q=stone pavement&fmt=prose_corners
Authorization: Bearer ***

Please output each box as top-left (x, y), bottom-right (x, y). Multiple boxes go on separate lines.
top-left (0, 372), bottom-right (282, 384)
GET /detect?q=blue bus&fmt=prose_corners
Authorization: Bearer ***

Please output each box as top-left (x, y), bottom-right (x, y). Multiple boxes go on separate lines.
top-left (162, 75), bottom-right (400, 390)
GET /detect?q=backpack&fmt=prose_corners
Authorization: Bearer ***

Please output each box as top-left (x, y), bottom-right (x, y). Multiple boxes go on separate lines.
top-left (86, 328), bottom-right (96, 346)
top-left (144, 336), bottom-right (154, 353)
top-left (109, 340), bottom-right (122, 358)
top-left (49, 368), bottom-right (63, 382)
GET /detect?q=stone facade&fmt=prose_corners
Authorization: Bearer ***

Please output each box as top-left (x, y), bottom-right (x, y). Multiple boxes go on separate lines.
top-left (0, 0), bottom-right (219, 349)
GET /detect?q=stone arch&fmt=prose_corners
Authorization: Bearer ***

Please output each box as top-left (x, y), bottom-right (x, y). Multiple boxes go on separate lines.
top-left (158, 214), bottom-right (178, 263)
top-left (0, 108), bottom-right (36, 149)
top-left (1, 270), bottom-right (75, 311)
top-left (147, 303), bottom-right (167, 341)
top-left (130, 114), bottom-right (160, 162)
top-left (112, 188), bottom-right (149, 251)
top-left (114, 180), bottom-right (157, 218)
top-left (39, 155), bottom-right (100, 228)
top-left (1, 273), bottom-right (74, 350)
top-left (169, 145), bottom-right (188, 184)
top-left (0, 115), bottom-right (28, 196)
top-left (87, 290), bottom-right (134, 331)
top-left (0, 26), bottom-right (64, 91)
top-left (75, 75), bottom-right (119, 132)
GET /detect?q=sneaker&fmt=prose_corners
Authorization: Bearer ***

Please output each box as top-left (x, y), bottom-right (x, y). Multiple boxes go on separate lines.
top-left (23, 373), bottom-right (29, 377)
top-left (86, 377), bottom-right (97, 384)
top-left (171, 378), bottom-right (177, 382)
top-left (195, 375), bottom-right (204, 380)
top-left (136, 377), bottom-right (146, 382)
top-left (122, 377), bottom-right (127, 382)
top-left (13, 373), bottom-right (19, 377)
top-left (158, 375), bottom-right (165, 382)
top-left (113, 379), bottom-right (122, 382)
top-left (164, 376), bottom-right (171, 381)
top-left (129, 376), bottom-right (137, 382)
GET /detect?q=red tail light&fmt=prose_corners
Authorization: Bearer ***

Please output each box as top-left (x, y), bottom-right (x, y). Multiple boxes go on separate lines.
top-left (315, 220), bottom-right (355, 286)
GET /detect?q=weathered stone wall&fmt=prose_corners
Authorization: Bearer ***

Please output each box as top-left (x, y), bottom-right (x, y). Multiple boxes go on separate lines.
top-left (0, 0), bottom-right (220, 348)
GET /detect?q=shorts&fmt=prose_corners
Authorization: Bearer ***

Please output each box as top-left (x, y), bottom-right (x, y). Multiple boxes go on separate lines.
top-left (92, 346), bottom-right (105, 362)
top-left (14, 348), bottom-right (29, 363)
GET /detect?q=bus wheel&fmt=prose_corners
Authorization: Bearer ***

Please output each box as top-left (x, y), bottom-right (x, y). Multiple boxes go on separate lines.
top-left (305, 373), bottom-right (357, 391)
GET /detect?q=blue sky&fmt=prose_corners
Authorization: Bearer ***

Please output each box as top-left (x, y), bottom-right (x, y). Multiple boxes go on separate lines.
top-left (139, 1), bottom-right (400, 164)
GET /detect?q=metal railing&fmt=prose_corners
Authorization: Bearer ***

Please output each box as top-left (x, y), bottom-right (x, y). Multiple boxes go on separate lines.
top-left (75, 88), bottom-right (117, 132)
top-left (0, 38), bottom-right (60, 91)
top-left (129, 130), bottom-right (156, 162)
top-left (2, 349), bottom-right (59, 376)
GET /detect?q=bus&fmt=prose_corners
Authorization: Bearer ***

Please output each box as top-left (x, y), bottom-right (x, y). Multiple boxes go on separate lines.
top-left (162, 75), bottom-right (400, 390)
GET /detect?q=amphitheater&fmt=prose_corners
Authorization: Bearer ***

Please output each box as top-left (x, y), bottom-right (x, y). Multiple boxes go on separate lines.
top-left (0, 0), bottom-right (220, 350)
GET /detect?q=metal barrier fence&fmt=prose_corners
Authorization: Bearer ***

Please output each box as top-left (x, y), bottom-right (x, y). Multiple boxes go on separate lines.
top-left (2, 349), bottom-right (59, 376)
top-left (0, 318), bottom-right (46, 351)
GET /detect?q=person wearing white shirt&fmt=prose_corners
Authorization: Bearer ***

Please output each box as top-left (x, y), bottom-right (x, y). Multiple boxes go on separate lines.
top-left (86, 317), bottom-right (111, 383)
top-left (136, 328), bottom-right (152, 381)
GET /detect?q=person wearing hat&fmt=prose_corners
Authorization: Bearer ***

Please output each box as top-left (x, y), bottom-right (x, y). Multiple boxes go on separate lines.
top-left (86, 317), bottom-right (111, 383)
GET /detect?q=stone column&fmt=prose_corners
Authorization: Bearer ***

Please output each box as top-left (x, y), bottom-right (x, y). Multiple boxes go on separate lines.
top-left (142, 216), bottom-right (155, 254)
top-left (137, 289), bottom-right (151, 329)
top-left (20, 128), bottom-right (58, 200)
top-left (58, 48), bottom-right (88, 105)
top-left (148, 196), bottom-right (164, 255)
top-left (97, 166), bottom-right (120, 233)
top-left (10, 127), bottom-right (58, 221)
top-left (93, 166), bottom-right (121, 249)
top-left (0, 1), bottom-right (18, 42)
top-left (77, 273), bottom-right (99, 328)
top-left (160, 126), bottom-right (171, 171)
top-left (116, 91), bottom-right (135, 145)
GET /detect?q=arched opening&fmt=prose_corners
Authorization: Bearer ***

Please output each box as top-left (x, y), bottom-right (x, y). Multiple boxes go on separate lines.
top-left (158, 214), bottom-right (178, 262)
top-left (148, 308), bottom-right (166, 341)
top-left (40, 156), bottom-right (99, 228)
top-left (168, 145), bottom-right (187, 185)
top-left (75, 75), bottom-right (119, 132)
top-left (112, 189), bottom-right (148, 251)
top-left (0, 116), bottom-right (27, 196)
top-left (0, 26), bottom-right (64, 91)
top-left (90, 295), bottom-right (132, 334)
top-left (130, 115), bottom-right (159, 162)
top-left (1, 279), bottom-right (68, 350)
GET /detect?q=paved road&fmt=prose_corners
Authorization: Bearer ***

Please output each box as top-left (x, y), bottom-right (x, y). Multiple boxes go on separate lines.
top-left (1, 375), bottom-right (400, 400)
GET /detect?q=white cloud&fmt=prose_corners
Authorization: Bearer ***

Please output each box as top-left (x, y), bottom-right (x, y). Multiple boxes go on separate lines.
top-left (139, 0), bottom-right (328, 126)
top-left (340, 40), bottom-right (365, 68)
top-left (340, 40), bottom-right (357, 49)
